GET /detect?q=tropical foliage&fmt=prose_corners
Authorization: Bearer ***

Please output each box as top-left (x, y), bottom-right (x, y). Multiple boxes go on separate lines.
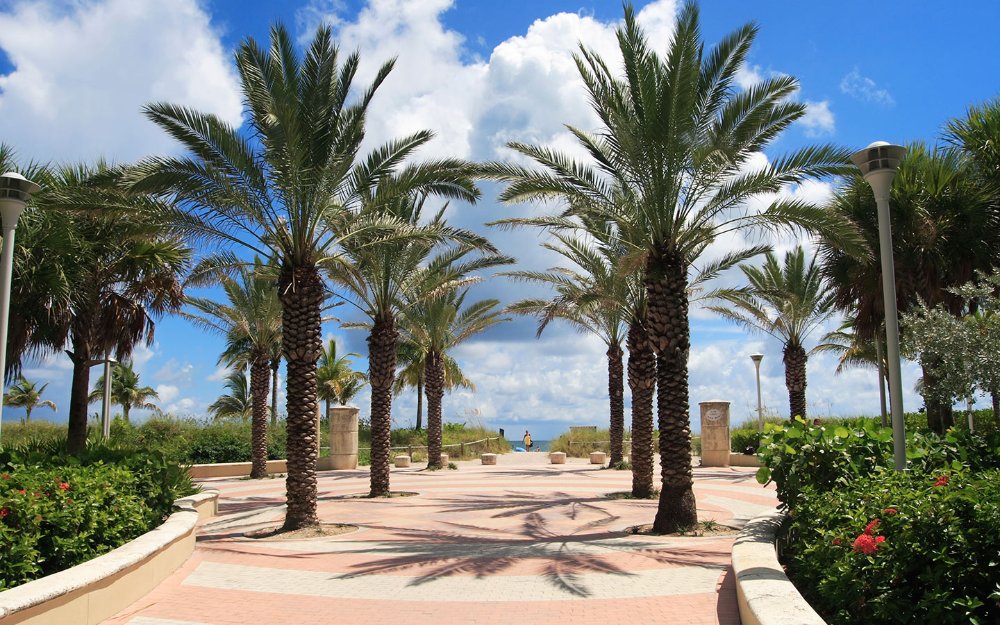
top-left (2, 377), bottom-right (56, 423)
top-left (316, 339), bottom-right (367, 414)
top-left (88, 361), bottom-right (159, 422)
top-left (207, 370), bottom-right (253, 421)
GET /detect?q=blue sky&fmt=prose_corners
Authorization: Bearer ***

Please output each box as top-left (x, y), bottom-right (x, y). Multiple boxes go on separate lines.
top-left (1, 0), bottom-right (998, 438)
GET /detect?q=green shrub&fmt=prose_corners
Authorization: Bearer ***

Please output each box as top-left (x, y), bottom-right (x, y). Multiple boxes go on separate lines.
top-left (730, 428), bottom-right (762, 454)
top-left (785, 469), bottom-right (1000, 624)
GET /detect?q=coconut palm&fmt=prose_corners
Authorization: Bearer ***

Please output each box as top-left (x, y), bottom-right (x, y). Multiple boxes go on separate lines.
top-left (89, 361), bottom-right (159, 421)
top-left (317, 339), bottom-right (367, 417)
top-left (332, 193), bottom-right (507, 494)
top-left (707, 247), bottom-right (837, 419)
top-left (814, 318), bottom-right (889, 426)
top-left (184, 260), bottom-right (281, 478)
top-left (394, 338), bottom-right (475, 430)
top-left (3, 377), bottom-right (57, 423)
top-left (208, 370), bottom-right (253, 421)
top-left (481, 3), bottom-right (858, 531)
top-left (820, 143), bottom-right (1000, 433)
top-left (127, 24), bottom-right (479, 528)
top-left (400, 288), bottom-right (508, 469)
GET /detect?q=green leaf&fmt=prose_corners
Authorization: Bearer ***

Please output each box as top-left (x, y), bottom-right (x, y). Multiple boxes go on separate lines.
top-left (785, 428), bottom-right (803, 439)
top-left (834, 426), bottom-right (850, 438)
top-left (756, 466), bottom-right (771, 484)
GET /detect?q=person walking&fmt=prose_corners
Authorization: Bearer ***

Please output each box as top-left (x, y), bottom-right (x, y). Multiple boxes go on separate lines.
top-left (523, 430), bottom-right (533, 451)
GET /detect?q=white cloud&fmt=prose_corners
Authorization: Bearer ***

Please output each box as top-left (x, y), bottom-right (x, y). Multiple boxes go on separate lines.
top-left (0, 0), bottom-right (242, 163)
top-left (156, 384), bottom-right (180, 404)
top-left (207, 366), bottom-right (232, 382)
top-left (153, 359), bottom-right (194, 385)
top-left (839, 68), bottom-right (895, 107)
top-left (799, 100), bottom-right (835, 137)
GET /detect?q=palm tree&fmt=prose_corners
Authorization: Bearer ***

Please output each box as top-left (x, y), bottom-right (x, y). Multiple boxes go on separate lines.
top-left (9, 162), bottom-right (189, 454)
top-left (814, 318), bottom-right (889, 427)
top-left (184, 261), bottom-right (281, 478)
top-left (331, 195), bottom-right (506, 495)
top-left (3, 376), bottom-right (57, 423)
top-left (394, 339), bottom-right (475, 430)
top-left (820, 143), bottom-right (1000, 433)
top-left (89, 361), bottom-right (159, 421)
top-left (707, 247), bottom-right (837, 419)
top-left (481, 3), bottom-right (858, 531)
top-left (317, 339), bottom-right (367, 417)
top-left (127, 24), bottom-right (479, 528)
top-left (400, 288), bottom-right (508, 469)
top-left (208, 370), bottom-right (253, 421)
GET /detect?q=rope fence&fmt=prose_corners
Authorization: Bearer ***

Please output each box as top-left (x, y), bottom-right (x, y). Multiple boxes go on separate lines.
top-left (355, 436), bottom-right (504, 457)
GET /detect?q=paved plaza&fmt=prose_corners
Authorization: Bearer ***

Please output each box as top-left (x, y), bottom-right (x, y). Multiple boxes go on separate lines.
top-left (103, 453), bottom-right (777, 625)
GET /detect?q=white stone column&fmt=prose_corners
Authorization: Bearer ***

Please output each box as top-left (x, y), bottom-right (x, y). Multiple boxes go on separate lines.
top-left (329, 406), bottom-right (360, 470)
top-left (699, 400), bottom-right (731, 467)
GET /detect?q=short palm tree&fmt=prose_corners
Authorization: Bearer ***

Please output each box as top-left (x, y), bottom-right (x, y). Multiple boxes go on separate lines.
top-left (184, 260), bottom-right (281, 478)
top-left (482, 3), bottom-right (858, 531)
top-left (707, 247), bottom-right (837, 419)
top-left (393, 339), bottom-right (474, 430)
top-left (400, 288), bottom-right (508, 468)
top-left (208, 370), bottom-right (253, 421)
top-left (127, 24), bottom-right (479, 528)
top-left (89, 361), bottom-right (158, 421)
top-left (317, 339), bottom-right (368, 416)
top-left (3, 377), bottom-right (57, 423)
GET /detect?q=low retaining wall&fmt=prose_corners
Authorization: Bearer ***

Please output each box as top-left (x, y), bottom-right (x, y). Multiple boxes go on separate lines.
top-left (729, 453), bottom-right (762, 467)
top-left (731, 510), bottom-right (826, 625)
top-left (0, 490), bottom-right (219, 625)
top-left (188, 457), bottom-right (342, 479)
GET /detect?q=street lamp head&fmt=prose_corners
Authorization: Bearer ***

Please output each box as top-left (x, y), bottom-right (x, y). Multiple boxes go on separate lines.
top-left (851, 142), bottom-right (907, 200)
top-left (0, 172), bottom-right (41, 230)
top-left (750, 353), bottom-right (764, 364)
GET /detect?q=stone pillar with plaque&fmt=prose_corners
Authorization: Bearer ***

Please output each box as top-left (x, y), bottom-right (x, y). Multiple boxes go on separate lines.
top-left (699, 400), bottom-right (731, 467)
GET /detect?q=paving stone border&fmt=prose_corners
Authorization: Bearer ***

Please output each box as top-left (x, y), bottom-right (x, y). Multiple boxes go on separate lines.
top-left (731, 510), bottom-right (826, 625)
top-left (0, 489), bottom-right (218, 625)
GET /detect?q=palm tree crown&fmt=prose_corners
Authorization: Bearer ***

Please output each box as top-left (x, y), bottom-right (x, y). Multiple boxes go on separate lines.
top-left (89, 361), bottom-right (158, 422)
top-left (3, 376), bottom-right (57, 423)
top-left (208, 370), bottom-right (254, 421)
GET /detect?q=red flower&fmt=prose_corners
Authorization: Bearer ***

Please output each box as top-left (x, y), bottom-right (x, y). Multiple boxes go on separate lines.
top-left (875, 536), bottom-right (885, 545)
top-left (58, 482), bottom-right (70, 491)
top-left (832, 538), bottom-right (842, 546)
top-left (934, 475), bottom-right (950, 487)
top-left (864, 519), bottom-right (880, 535)
top-left (17, 489), bottom-right (25, 495)
top-left (1, 473), bottom-right (9, 480)
top-left (0, 508), bottom-right (8, 518)
top-left (853, 534), bottom-right (881, 555)
top-left (883, 507), bottom-right (898, 515)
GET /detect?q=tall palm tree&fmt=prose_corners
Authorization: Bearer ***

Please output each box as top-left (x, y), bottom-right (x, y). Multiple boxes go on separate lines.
top-left (394, 336), bottom-right (475, 430)
top-left (331, 195), bottom-right (505, 495)
top-left (401, 288), bottom-right (509, 469)
top-left (820, 143), bottom-right (1000, 433)
top-left (184, 261), bottom-right (281, 478)
top-left (3, 376), bottom-right (57, 423)
top-left (707, 247), bottom-right (837, 419)
top-left (208, 370), bottom-right (253, 421)
top-left (127, 24), bottom-right (479, 528)
top-left (317, 339), bottom-right (368, 416)
top-left (482, 3), bottom-right (857, 531)
top-left (9, 162), bottom-right (189, 454)
top-left (89, 361), bottom-right (159, 421)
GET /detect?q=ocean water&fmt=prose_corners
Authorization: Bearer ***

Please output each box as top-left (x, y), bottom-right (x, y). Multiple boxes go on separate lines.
top-left (508, 439), bottom-right (550, 452)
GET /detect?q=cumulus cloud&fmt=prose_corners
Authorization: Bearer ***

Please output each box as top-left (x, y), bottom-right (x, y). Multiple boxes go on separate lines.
top-left (799, 100), bottom-right (835, 137)
top-left (0, 0), bottom-right (242, 163)
top-left (153, 359), bottom-right (194, 385)
top-left (156, 384), bottom-right (180, 404)
top-left (839, 67), bottom-right (895, 107)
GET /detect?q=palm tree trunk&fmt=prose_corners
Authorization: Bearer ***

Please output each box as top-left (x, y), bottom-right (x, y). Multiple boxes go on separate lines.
top-left (278, 263), bottom-right (324, 530)
top-left (123, 403), bottom-right (131, 423)
top-left (783, 343), bottom-right (808, 420)
top-left (368, 313), bottom-right (398, 497)
top-left (875, 336), bottom-right (888, 428)
top-left (992, 388), bottom-right (999, 430)
top-left (415, 375), bottom-right (424, 431)
top-left (921, 359), bottom-right (953, 435)
top-left (627, 320), bottom-right (655, 498)
top-left (607, 344), bottom-right (625, 467)
top-left (66, 339), bottom-right (92, 455)
top-left (249, 356), bottom-right (271, 479)
top-left (270, 359), bottom-right (280, 426)
top-left (646, 252), bottom-right (697, 533)
top-left (425, 350), bottom-right (444, 469)
top-left (24, 406), bottom-right (32, 423)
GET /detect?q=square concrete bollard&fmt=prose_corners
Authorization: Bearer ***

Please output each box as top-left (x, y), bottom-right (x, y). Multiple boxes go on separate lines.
top-left (549, 452), bottom-right (567, 464)
top-left (589, 451), bottom-right (607, 465)
top-left (438, 453), bottom-right (449, 466)
top-left (481, 453), bottom-right (497, 465)
top-left (394, 455), bottom-right (411, 468)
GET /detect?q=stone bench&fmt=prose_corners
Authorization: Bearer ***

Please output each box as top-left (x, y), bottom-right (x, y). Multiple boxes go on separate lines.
top-left (481, 453), bottom-right (497, 465)
top-left (589, 451), bottom-right (607, 465)
top-left (394, 455), bottom-right (411, 468)
top-left (549, 452), bottom-right (567, 464)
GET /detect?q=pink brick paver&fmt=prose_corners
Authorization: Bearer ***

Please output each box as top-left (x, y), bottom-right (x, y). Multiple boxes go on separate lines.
top-left (103, 454), bottom-right (777, 625)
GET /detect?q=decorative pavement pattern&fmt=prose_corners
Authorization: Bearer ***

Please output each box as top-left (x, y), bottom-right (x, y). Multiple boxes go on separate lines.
top-left (103, 454), bottom-right (778, 625)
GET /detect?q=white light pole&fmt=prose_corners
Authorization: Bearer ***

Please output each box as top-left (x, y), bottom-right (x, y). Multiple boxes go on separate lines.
top-left (0, 172), bottom-right (40, 444)
top-left (750, 353), bottom-right (764, 431)
top-left (851, 142), bottom-right (908, 471)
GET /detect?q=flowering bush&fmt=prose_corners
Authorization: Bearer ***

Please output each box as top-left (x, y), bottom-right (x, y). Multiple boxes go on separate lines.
top-left (0, 443), bottom-right (194, 589)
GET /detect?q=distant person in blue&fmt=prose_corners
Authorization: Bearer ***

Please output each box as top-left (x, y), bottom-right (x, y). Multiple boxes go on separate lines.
top-left (523, 430), bottom-right (533, 451)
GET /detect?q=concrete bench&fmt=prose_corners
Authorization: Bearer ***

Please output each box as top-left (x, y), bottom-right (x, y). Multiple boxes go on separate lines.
top-left (549, 452), bottom-right (567, 464)
top-left (589, 451), bottom-right (607, 465)
top-left (394, 455), bottom-right (411, 468)
top-left (481, 453), bottom-right (497, 465)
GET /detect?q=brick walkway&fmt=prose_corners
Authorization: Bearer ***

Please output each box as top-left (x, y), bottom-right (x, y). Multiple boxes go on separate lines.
top-left (103, 454), bottom-right (777, 625)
